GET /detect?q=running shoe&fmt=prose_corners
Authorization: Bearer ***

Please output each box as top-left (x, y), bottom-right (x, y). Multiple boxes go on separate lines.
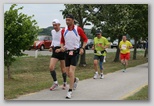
top-left (122, 69), bottom-right (126, 72)
top-left (100, 74), bottom-right (104, 79)
top-left (93, 73), bottom-right (98, 79)
top-left (66, 91), bottom-right (72, 99)
top-left (73, 77), bottom-right (79, 90)
top-left (50, 83), bottom-right (58, 91)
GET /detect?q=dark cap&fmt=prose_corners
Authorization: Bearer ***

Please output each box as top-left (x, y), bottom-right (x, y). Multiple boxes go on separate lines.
top-left (66, 14), bottom-right (74, 19)
top-left (96, 30), bottom-right (102, 35)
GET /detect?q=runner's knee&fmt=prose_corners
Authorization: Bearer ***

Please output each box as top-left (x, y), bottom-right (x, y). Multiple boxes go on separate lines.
top-left (49, 65), bottom-right (55, 71)
top-left (61, 67), bottom-right (65, 73)
top-left (68, 71), bottom-right (74, 77)
top-left (94, 60), bottom-right (98, 66)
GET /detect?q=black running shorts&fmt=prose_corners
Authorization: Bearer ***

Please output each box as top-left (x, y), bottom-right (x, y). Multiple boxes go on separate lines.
top-left (51, 47), bottom-right (65, 60)
top-left (94, 55), bottom-right (104, 62)
top-left (65, 49), bottom-right (80, 67)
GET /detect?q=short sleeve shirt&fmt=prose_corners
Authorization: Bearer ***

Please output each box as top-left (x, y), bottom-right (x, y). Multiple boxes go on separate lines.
top-left (119, 40), bottom-right (133, 54)
top-left (94, 37), bottom-right (109, 56)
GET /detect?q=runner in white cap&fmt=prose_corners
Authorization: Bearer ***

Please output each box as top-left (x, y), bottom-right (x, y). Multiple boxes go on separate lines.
top-left (49, 19), bottom-right (67, 91)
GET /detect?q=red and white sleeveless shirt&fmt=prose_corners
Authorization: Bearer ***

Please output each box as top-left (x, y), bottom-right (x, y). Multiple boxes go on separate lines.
top-left (61, 25), bottom-right (88, 50)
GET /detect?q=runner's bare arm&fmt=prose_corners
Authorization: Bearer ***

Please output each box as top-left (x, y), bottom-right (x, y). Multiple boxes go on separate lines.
top-left (77, 27), bottom-right (88, 55)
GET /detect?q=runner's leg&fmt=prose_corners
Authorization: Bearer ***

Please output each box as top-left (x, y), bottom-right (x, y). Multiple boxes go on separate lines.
top-left (68, 65), bottom-right (76, 90)
top-left (93, 57), bottom-right (99, 79)
top-left (60, 60), bottom-right (67, 89)
top-left (49, 58), bottom-right (59, 90)
top-left (49, 58), bottom-right (59, 82)
top-left (60, 60), bottom-right (67, 82)
top-left (99, 56), bottom-right (104, 78)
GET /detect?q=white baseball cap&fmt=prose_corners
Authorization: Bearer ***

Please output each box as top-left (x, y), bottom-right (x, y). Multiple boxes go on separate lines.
top-left (52, 19), bottom-right (60, 24)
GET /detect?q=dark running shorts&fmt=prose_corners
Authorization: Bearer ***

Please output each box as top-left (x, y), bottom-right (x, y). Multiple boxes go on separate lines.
top-left (51, 47), bottom-right (65, 60)
top-left (94, 55), bottom-right (104, 62)
top-left (65, 49), bottom-right (80, 67)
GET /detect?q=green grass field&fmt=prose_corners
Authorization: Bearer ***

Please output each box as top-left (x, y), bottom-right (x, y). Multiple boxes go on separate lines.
top-left (125, 85), bottom-right (148, 100)
top-left (4, 51), bottom-right (148, 99)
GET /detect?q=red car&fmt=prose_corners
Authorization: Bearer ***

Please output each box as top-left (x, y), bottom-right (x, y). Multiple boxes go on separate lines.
top-left (31, 35), bottom-right (52, 51)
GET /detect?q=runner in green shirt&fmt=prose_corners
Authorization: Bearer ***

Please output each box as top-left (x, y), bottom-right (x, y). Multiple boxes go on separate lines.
top-left (92, 30), bottom-right (110, 79)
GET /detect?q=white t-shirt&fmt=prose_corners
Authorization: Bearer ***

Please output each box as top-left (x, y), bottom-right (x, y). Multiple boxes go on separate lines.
top-left (51, 29), bottom-right (62, 47)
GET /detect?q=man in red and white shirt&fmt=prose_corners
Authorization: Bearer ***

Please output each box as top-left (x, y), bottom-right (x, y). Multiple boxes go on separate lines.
top-left (60, 14), bottom-right (88, 99)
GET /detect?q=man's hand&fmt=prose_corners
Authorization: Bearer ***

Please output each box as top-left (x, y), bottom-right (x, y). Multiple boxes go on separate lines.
top-left (79, 48), bottom-right (84, 55)
top-left (92, 46), bottom-right (94, 50)
top-left (55, 49), bottom-right (61, 53)
top-left (127, 46), bottom-right (133, 49)
top-left (49, 48), bottom-right (52, 52)
top-left (60, 47), bottom-right (65, 52)
top-left (101, 45), bottom-right (106, 49)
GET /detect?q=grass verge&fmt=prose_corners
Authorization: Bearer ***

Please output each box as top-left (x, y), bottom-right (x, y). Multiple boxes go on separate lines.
top-left (125, 85), bottom-right (148, 100)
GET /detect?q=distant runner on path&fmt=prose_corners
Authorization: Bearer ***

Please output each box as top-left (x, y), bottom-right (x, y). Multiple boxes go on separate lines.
top-left (119, 35), bottom-right (133, 72)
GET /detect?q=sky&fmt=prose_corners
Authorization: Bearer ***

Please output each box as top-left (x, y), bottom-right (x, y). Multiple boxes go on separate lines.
top-left (4, 4), bottom-right (93, 29)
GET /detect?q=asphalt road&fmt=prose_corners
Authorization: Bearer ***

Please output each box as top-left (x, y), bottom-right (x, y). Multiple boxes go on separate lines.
top-left (13, 63), bottom-right (148, 100)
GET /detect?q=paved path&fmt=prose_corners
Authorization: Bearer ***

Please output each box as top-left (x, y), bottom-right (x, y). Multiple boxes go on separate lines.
top-left (23, 48), bottom-right (144, 57)
top-left (13, 63), bottom-right (148, 100)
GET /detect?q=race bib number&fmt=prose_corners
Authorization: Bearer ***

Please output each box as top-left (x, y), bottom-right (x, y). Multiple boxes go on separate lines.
top-left (69, 51), bottom-right (73, 56)
top-left (121, 44), bottom-right (127, 50)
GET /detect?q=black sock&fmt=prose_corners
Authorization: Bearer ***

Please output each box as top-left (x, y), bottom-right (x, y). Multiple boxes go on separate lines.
top-left (62, 73), bottom-right (67, 83)
top-left (74, 77), bottom-right (76, 82)
top-left (50, 70), bottom-right (57, 81)
top-left (68, 89), bottom-right (72, 92)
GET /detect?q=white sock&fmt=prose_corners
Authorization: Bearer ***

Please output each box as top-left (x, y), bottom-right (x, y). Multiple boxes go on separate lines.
top-left (54, 81), bottom-right (58, 84)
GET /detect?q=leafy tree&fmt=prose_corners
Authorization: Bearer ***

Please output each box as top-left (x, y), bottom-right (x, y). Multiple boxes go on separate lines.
top-left (4, 4), bottom-right (39, 79)
top-left (91, 4), bottom-right (130, 61)
top-left (126, 4), bottom-right (148, 59)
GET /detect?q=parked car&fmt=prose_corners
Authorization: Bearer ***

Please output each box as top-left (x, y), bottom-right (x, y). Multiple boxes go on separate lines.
top-left (130, 39), bottom-right (135, 47)
top-left (111, 38), bottom-right (135, 49)
top-left (111, 39), bottom-right (118, 48)
top-left (30, 35), bottom-right (52, 51)
top-left (137, 40), bottom-right (147, 49)
top-left (85, 39), bottom-right (94, 50)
